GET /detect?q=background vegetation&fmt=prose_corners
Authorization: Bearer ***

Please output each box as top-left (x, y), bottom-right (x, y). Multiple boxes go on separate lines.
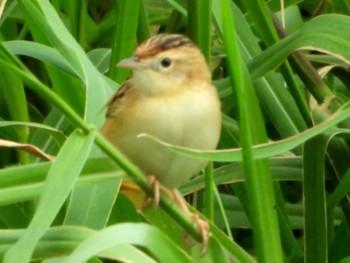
top-left (1, 0), bottom-right (350, 262)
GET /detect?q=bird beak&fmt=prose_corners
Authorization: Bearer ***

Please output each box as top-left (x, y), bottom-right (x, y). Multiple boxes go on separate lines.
top-left (117, 56), bottom-right (143, 69)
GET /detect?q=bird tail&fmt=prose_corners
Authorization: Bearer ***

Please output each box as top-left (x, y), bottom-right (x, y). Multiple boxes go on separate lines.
top-left (120, 179), bottom-right (147, 209)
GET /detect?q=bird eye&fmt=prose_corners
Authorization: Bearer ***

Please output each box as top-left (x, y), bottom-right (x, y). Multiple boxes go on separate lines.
top-left (160, 57), bottom-right (172, 68)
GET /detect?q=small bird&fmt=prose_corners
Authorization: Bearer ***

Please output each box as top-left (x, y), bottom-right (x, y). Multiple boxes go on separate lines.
top-left (101, 34), bottom-right (221, 245)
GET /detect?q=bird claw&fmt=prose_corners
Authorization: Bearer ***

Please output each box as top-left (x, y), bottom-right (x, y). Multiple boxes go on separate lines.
top-left (171, 190), bottom-right (210, 252)
top-left (144, 176), bottom-right (210, 252)
top-left (144, 175), bottom-right (161, 208)
top-left (190, 214), bottom-right (209, 253)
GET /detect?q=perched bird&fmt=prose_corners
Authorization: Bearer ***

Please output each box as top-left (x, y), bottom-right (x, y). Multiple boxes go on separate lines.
top-left (101, 34), bottom-right (221, 245)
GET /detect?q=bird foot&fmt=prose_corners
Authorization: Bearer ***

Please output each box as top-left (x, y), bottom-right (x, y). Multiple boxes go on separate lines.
top-left (171, 190), bottom-right (210, 252)
top-left (144, 175), bottom-right (160, 208)
top-left (143, 175), bottom-right (171, 208)
top-left (143, 176), bottom-right (210, 251)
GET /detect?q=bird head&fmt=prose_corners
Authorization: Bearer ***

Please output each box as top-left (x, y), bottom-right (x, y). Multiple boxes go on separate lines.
top-left (117, 34), bottom-right (211, 94)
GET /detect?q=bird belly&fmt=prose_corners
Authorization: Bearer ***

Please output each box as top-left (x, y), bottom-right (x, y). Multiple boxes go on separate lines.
top-left (102, 87), bottom-right (221, 188)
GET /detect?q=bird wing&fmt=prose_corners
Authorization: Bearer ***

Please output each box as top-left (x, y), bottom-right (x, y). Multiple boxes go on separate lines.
top-left (104, 80), bottom-right (132, 118)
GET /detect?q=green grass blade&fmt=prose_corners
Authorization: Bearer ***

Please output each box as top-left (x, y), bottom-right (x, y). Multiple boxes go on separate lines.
top-left (327, 167), bottom-right (350, 211)
top-left (108, 0), bottom-right (141, 83)
top-left (0, 68), bottom-right (29, 164)
top-left (164, 0), bottom-right (187, 16)
top-left (63, 223), bottom-right (191, 263)
top-left (19, 0), bottom-right (110, 126)
top-left (303, 135), bottom-right (328, 263)
top-left (188, 0), bottom-right (211, 62)
top-left (4, 129), bottom-right (96, 263)
top-left (63, 179), bottom-right (121, 229)
top-left (241, 0), bottom-right (279, 46)
top-left (212, 1), bottom-right (308, 140)
top-left (220, 0), bottom-right (283, 261)
top-left (139, 101), bottom-right (350, 162)
top-left (242, 0), bottom-right (316, 115)
top-left (3, 40), bottom-right (78, 77)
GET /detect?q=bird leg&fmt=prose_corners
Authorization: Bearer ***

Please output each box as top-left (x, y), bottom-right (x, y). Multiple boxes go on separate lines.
top-left (171, 189), bottom-right (210, 251)
top-left (144, 176), bottom-right (210, 250)
top-left (144, 175), bottom-right (161, 208)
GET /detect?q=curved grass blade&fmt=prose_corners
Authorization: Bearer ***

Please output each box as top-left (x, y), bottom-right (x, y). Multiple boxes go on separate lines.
top-left (4, 129), bottom-right (96, 263)
top-left (63, 223), bottom-right (191, 263)
top-left (3, 40), bottom-right (78, 77)
top-left (138, 101), bottom-right (350, 162)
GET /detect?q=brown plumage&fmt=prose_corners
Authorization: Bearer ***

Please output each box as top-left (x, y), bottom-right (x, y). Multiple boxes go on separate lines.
top-left (101, 34), bottom-right (221, 246)
top-left (102, 33), bottom-right (221, 188)
top-left (135, 34), bottom-right (194, 59)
